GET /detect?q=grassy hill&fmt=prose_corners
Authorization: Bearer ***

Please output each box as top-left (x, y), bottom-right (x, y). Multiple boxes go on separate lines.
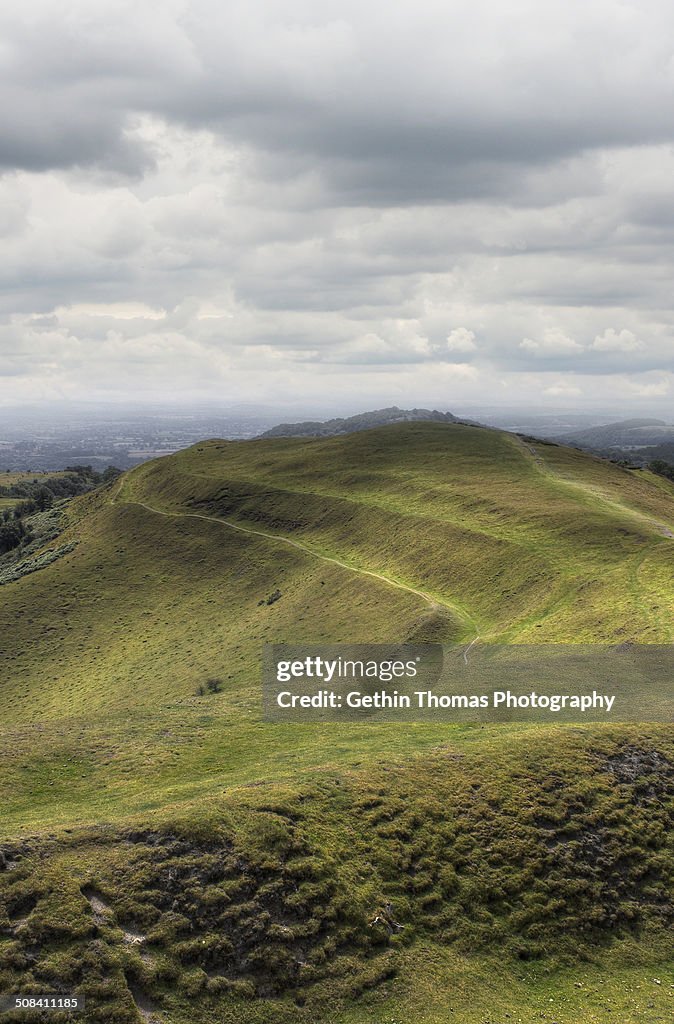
top-left (0, 423), bottom-right (672, 1023)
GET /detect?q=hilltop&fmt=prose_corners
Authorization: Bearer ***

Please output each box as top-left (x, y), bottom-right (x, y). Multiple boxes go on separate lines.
top-left (0, 422), bottom-right (672, 1024)
top-left (259, 405), bottom-right (460, 437)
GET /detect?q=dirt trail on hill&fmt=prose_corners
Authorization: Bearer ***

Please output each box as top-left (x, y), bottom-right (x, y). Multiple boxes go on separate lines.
top-left (115, 496), bottom-right (480, 641)
top-left (512, 437), bottom-right (674, 540)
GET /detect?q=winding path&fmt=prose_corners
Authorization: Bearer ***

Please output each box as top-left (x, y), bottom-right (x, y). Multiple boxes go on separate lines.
top-left (512, 436), bottom-right (674, 539)
top-left (115, 496), bottom-right (481, 641)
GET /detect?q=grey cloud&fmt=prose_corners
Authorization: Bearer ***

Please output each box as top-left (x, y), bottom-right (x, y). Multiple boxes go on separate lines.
top-left (1, 2), bottom-right (674, 409)
top-left (2, 2), bottom-right (674, 195)
top-left (0, 103), bottom-right (152, 176)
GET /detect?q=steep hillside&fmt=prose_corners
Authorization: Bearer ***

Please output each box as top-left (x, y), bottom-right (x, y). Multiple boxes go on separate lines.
top-left (0, 423), bottom-right (672, 1023)
top-left (126, 422), bottom-right (674, 644)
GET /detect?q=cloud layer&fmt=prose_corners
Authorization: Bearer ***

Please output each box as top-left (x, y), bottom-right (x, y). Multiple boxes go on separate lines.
top-left (1, 1), bottom-right (673, 411)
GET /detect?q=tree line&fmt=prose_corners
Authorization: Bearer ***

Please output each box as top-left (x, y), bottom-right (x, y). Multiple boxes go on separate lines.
top-left (648, 459), bottom-right (674, 482)
top-left (0, 465), bottom-right (120, 555)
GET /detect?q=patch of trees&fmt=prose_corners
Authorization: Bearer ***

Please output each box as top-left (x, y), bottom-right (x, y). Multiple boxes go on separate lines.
top-left (0, 465), bottom-right (121, 557)
top-left (0, 518), bottom-right (30, 555)
top-left (0, 465), bottom-right (121, 509)
top-left (648, 459), bottom-right (674, 482)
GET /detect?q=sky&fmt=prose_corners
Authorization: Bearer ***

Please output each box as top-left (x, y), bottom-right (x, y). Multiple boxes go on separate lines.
top-left (1, 0), bottom-right (673, 415)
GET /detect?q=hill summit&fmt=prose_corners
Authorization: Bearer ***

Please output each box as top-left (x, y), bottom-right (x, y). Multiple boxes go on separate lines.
top-left (259, 405), bottom-right (459, 438)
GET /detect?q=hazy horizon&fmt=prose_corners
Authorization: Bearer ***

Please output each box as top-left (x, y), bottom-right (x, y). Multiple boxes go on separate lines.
top-left (0, 397), bottom-right (672, 420)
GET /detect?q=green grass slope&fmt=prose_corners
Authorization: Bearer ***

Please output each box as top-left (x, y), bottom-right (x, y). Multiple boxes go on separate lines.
top-left (125, 422), bottom-right (674, 641)
top-left (0, 423), bottom-right (672, 1023)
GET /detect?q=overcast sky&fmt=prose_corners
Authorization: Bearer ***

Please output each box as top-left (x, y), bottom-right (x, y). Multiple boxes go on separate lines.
top-left (1, 0), bottom-right (673, 414)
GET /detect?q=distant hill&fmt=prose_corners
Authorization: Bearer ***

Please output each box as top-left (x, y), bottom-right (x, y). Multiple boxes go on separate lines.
top-left (260, 405), bottom-right (460, 437)
top-left (556, 418), bottom-right (674, 450)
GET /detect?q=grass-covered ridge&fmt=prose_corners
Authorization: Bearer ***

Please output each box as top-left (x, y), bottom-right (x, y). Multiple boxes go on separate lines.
top-left (126, 422), bottom-right (674, 642)
top-left (0, 422), bottom-right (672, 1022)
